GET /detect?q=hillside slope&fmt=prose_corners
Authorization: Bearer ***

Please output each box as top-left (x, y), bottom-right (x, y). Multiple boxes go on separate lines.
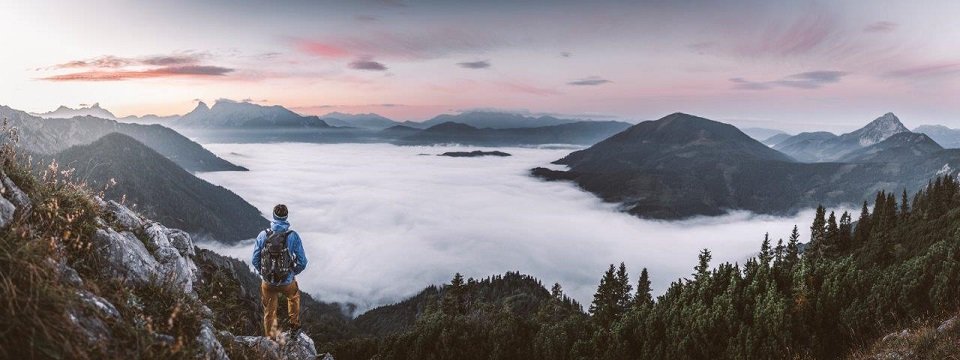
top-left (535, 113), bottom-right (960, 218)
top-left (2, 105), bottom-right (242, 172)
top-left (0, 146), bottom-right (320, 359)
top-left (53, 133), bottom-right (267, 243)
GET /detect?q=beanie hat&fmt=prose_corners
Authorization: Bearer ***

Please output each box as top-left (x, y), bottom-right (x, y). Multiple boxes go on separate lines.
top-left (273, 204), bottom-right (288, 221)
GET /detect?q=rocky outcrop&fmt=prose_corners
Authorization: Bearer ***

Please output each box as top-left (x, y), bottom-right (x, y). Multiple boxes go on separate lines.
top-left (0, 171), bottom-right (30, 229)
top-left (218, 331), bottom-right (319, 360)
top-left (3, 167), bottom-right (322, 359)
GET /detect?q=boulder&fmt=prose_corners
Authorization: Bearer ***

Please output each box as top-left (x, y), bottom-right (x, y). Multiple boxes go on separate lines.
top-left (102, 200), bottom-right (144, 231)
top-left (219, 331), bottom-right (319, 360)
top-left (76, 289), bottom-right (121, 320)
top-left (1, 171), bottom-right (31, 219)
top-left (167, 228), bottom-right (197, 257)
top-left (91, 228), bottom-right (161, 287)
top-left (938, 315), bottom-right (959, 333)
top-left (196, 319), bottom-right (229, 360)
top-left (144, 222), bottom-right (198, 294)
top-left (0, 196), bottom-right (14, 230)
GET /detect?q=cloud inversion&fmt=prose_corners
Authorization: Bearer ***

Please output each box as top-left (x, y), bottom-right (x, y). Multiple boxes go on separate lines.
top-left (197, 143), bottom-right (817, 312)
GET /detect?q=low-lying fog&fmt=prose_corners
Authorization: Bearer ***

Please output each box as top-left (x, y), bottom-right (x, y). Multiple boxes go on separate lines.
top-left (197, 143), bottom-right (818, 313)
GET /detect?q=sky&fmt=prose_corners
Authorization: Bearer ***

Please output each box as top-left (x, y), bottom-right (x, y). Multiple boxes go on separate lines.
top-left (2, 0), bottom-right (960, 132)
top-left (197, 143), bottom-right (822, 312)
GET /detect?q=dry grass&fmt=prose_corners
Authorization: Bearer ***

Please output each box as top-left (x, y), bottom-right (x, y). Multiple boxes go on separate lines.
top-left (850, 314), bottom-right (960, 360)
top-left (1, 123), bottom-right (206, 359)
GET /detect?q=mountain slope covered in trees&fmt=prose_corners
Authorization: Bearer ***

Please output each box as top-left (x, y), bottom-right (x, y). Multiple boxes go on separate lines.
top-left (317, 175), bottom-right (960, 359)
top-left (52, 133), bottom-right (267, 243)
top-left (534, 112), bottom-right (960, 219)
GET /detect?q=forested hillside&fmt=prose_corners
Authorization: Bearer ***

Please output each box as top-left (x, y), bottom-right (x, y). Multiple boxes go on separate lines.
top-left (321, 175), bottom-right (960, 359)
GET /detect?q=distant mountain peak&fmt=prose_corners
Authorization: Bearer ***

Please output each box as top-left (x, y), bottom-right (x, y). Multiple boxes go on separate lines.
top-left (33, 102), bottom-right (117, 120)
top-left (850, 112), bottom-right (909, 146)
top-left (193, 101), bottom-right (210, 112)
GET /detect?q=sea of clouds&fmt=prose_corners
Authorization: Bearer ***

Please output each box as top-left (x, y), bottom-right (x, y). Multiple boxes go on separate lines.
top-left (197, 143), bottom-right (820, 314)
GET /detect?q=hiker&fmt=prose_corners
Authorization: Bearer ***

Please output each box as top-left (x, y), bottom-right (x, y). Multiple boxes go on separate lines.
top-left (252, 204), bottom-right (308, 340)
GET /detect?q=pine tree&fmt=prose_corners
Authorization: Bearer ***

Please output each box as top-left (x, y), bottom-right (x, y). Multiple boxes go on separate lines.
top-left (694, 249), bottom-right (712, 281)
top-left (900, 189), bottom-right (910, 221)
top-left (785, 225), bottom-right (801, 269)
top-left (633, 268), bottom-right (653, 308)
top-left (809, 205), bottom-right (827, 260)
top-left (853, 201), bottom-right (871, 247)
top-left (551, 282), bottom-right (564, 300)
top-left (838, 212), bottom-right (852, 253)
top-left (590, 264), bottom-right (619, 327)
top-left (615, 262), bottom-right (633, 312)
top-left (442, 273), bottom-right (466, 315)
top-left (824, 211), bottom-right (839, 257)
top-left (759, 233), bottom-right (773, 267)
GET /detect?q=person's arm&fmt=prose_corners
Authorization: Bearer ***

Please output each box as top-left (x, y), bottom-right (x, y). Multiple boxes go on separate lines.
top-left (252, 231), bottom-right (266, 273)
top-left (289, 231), bottom-right (308, 275)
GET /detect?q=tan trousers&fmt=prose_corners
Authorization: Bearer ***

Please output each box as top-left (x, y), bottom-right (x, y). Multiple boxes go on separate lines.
top-left (260, 280), bottom-right (301, 338)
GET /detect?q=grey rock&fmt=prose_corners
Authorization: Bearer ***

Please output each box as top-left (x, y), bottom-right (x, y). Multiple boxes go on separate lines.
top-left (278, 331), bottom-right (318, 360)
top-left (1, 171), bottom-right (31, 219)
top-left (219, 331), bottom-right (319, 360)
top-left (938, 315), bottom-right (959, 333)
top-left (76, 289), bottom-right (121, 319)
top-left (145, 222), bottom-right (173, 249)
top-left (196, 320), bottom-right (229, 360)
top-left (0, 196), bottom-right (14, 230)
top-left (321, 353), bottom-right (335, 360)
top-left (68, 308), bottom-right (112, 347)
top-left (91, 228), bottom-right (160, 286)
top-left (103, 200), bottom-right (144, 231)
top-left (143, 222), bottom-right (197, 294)
top-left (153, 333), bottom-right (176, 346)
top-left (167, 228), bottom-right (196, 257)
top-left (51, 259), bottom-right (83, 287)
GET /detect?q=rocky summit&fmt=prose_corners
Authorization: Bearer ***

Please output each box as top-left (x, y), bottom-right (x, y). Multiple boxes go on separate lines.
top-left (0, 166), bottom-right (321, 359)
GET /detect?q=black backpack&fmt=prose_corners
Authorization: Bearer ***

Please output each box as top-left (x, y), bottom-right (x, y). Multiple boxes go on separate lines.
top-left (260, 229), bottom-right (293, 284)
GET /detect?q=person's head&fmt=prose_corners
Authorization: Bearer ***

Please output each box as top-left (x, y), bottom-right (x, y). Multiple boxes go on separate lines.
top-left (273, 204), bottom-right (288, 221)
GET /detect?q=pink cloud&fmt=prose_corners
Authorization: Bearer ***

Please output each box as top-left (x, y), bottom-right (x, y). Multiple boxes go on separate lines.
top-left (292, 28), bottom-right (501, 60)
top-left (41, 65), bottom-right (234, 81)
top-left (294, 40), bottom-right (352, 58)
top-left (736, 11), bottom-right (837, 57)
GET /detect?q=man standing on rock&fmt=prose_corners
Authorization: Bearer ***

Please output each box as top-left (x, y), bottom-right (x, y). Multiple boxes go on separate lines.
top-left (253, 204), bottom-right (308, 340)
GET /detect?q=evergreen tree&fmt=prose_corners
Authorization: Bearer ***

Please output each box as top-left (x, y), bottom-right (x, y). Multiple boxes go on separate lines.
top-left (838, 212), bottom-right (852, 253)
top-left (442, 273), bottom-right (466, 315)
top-left (853, 201), bottom-right (871, 247)
top-left (590, 264), bottom-right (619, 327)
top-left (694, 249), bottom-right (712, 280)
top-left (633, 268), bottom-right (653, 308)
top-left (809, 205), bottom-right (827, 260)
top-left (900, 189), bottom-right (910, 221)
top-left (615, 262), bottom-right (633, 312)
top-left (784, 225), bottom-right (801, 269)
top-left (759, 233), bottom-right (772, 267)
top-left (824, 211), bottom-right (839, 257)
top-left (551, 282), bottom-right (564, 300)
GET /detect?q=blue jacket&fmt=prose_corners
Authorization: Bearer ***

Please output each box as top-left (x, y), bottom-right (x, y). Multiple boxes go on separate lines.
top-left (252, 219), bottom-right (307, 285)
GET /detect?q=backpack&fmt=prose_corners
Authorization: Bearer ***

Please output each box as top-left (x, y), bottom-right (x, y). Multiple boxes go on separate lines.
top-left (260, 229), bottom-right (294, 284)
